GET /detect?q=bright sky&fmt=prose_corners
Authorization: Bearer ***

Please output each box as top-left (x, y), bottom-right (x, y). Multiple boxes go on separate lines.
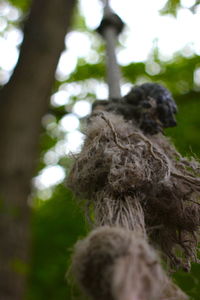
top-left (1, 0), bottom-right (200, 192)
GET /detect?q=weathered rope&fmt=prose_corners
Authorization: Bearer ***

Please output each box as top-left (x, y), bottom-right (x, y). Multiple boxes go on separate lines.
top-left (67, 2), bottom-right (199, 300)
top-left (69, 82), bottom-right (200, 299)
top-left (68, 111), bottom-right (200, 270)
top-left (72, 227), bottom-right (188, 300)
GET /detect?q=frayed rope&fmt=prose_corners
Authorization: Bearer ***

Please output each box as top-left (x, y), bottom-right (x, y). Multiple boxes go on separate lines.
top-left (68, 107), bottom-right (200, 300)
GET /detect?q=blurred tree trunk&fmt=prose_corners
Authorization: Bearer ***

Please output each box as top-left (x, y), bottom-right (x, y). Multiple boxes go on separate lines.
top-left (0, 0), bottom-right (76, 299)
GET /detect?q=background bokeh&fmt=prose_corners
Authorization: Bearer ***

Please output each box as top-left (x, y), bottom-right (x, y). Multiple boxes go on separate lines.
top-left (1, 0), bottom-right (200, 299)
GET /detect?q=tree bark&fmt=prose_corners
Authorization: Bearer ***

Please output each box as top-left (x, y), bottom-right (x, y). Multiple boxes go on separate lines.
top-left (0, 0), bottom-right (76, 299)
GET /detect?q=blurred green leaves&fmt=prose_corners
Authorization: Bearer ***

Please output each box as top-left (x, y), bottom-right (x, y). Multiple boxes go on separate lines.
top-left (160, 0), bottom-right (181, 16)
top-left (166, 94), bottom-right (200, 156)
top-left (7, 0), bottom-right (31, 12)
top-left (65, 53), bottom-right (200, 98)
top-left (68, 61), bottom-right (105, 82)
top-left (28, 185), bottom-right (87, 300)
top-left (160, 0), bottom-right (200, 16)
top-left (173, 263), bottom-right (200, 299)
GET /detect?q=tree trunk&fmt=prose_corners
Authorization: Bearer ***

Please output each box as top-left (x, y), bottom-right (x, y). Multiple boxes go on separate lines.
top-left (0, 0), bottom-right (76, 299)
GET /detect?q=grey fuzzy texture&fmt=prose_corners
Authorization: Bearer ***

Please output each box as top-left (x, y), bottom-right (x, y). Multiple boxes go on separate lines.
top-left (68, 111), bottom-right (200, 269)
top-left (92, 83), bottom-right (177, 134)
top-left (72, 227), bottom-right (188, 300)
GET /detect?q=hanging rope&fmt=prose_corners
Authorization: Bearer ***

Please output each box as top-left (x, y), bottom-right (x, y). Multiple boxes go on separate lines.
top-left (68, 2), bottom-right (200, 300)
top-left (97, 0), bottom-right (124, 99)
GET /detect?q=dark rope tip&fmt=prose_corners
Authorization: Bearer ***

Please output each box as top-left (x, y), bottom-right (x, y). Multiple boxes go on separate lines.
top-left (92, 83), bottom-right (178, 135)
top-left (96, 12), bottom-right (125, 36)
top-left (123, 83), bottom-right (178, 134)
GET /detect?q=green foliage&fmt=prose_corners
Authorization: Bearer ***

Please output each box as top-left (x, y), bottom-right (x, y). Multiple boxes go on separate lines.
top-left (173, 263), bottom-right (200, 299)
top-left (28, 185), bottom-right (87, 300)
top-left (160, 0), bottom-right (181, 16)
top-left (72, 7), bottom-right (88, 32)
top-left (122, 62), bottom-right (146, 83)
top-left (7, 0), bottom-right (31, 12)
top-left (160, 0), bottom-right (200, 16)
top-left (67, 60), bottom-right (106, 83)
top-left (65, 53), bottom-right (200, 98)
top-left (123, 54), bottom-right (200, 96)
top-left (166, 93), bottom-right (200, 156)
top-left (35, 131), bottom-right (58, 173)
top-left (151, 55), bottom-right (200, 95)
top-left (39, 132), bottom-right (58, 154)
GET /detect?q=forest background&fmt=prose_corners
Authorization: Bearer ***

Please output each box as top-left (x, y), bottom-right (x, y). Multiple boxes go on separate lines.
top-left (0, 0), bottom-right (200, 299)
